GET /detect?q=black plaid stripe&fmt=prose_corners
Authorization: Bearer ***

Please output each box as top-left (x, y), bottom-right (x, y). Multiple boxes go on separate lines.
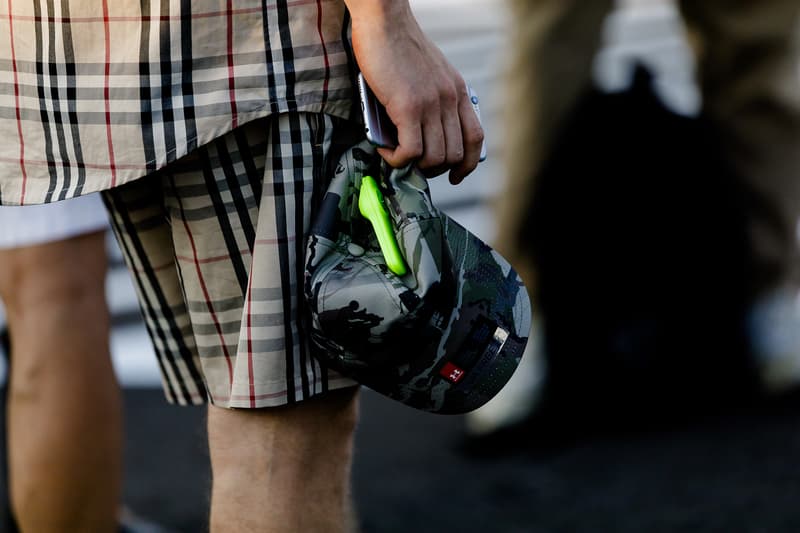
top-left (103, 179), bottom-right (207, 406)
top-left (0, 0), bottom-right (354, 205)
top-left (104, 113), bottom-right (356, 408)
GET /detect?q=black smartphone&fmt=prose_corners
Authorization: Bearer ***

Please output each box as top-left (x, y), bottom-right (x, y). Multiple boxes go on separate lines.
top-left (357, 72), bottom-right (398, 149)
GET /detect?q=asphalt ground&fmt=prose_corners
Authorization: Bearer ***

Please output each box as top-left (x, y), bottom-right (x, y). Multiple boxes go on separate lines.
top-left (5, 388), bottom-right (800, 532)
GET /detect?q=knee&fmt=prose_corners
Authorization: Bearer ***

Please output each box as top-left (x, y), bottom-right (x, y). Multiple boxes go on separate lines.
top-left (0, 232), bottom-right (107, 314)
top-left (16, 259), bottom-right (105, 315)
top-left (208, 388), bottom-right (360, 473)
top-left (285, 388), bottom-right (361, 462)
top-left (296, 387), bottom-right (361, 452)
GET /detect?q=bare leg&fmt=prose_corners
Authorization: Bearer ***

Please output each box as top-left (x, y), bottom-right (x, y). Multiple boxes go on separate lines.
top-left (679, 0), bottom-right (800, 294)
top-left (208, 387), bottom-right (360, 533)
top-left (0, 231), bottom-right (122, 533)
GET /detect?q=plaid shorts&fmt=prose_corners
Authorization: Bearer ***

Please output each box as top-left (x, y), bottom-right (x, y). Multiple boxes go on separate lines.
top-left (104, 113), bottom-right (358, 408)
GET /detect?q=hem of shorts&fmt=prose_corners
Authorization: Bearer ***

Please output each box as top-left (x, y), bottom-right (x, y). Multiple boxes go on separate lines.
top-left (164, 374), bottom-right (360, 409)
top-left (165, 389), bottom-right (209, 407)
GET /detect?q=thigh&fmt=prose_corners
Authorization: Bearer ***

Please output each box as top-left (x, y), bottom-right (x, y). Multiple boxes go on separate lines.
top-left (497, 0), bottom-right (613, 272)
top-left (679, 0), bottom-right (800, 289)
top-left (0, 230), bottom-right (110, 394)
top-left (507, 0), bottom-right (614, 163)
top-left (679, 0), bottom-right (800, 143)
top-left (0, 194), bottom-right (108, 308)
top-left (679, 0), bottom-right (800, 102)
top-left (0, 230), bottom-right (107, 314)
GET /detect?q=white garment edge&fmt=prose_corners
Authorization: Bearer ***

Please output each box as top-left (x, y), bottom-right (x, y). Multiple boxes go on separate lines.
top-left (0, 193), bottom-right (109, 250)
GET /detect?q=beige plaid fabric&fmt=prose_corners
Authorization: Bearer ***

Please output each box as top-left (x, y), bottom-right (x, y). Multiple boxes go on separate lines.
top-left (0, 0), bottom-right (354, 205)
top-left (104, 113), bottom-right (358, 407)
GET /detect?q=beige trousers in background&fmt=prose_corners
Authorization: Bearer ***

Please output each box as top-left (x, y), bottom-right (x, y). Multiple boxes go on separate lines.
top-left (497, 0), bottom-right (800, 297)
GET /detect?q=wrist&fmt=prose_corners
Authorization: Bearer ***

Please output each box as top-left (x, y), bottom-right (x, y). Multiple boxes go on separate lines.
top-left (345, 0), bottom-right (412, 24)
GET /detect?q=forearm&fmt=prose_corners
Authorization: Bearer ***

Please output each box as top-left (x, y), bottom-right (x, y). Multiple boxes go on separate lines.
top-left (343, 0), bottom-right (414, 27)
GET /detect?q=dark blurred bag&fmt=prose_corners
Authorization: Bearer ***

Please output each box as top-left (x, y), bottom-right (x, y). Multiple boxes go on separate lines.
top-left (525, 66), bottom-right (758, 426)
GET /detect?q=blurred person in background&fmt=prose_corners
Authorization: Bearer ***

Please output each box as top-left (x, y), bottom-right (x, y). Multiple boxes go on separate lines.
top-left (467, 0), bottom-right (800, 444)
top-left (1, 0), bottom-right (483, 530)
top-left (0, 195), bottom-right (122, 532)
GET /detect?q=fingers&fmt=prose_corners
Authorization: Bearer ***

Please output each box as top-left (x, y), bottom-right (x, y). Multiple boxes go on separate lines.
top-left (448, 90), bottom-right (484, 184)
top-left (379, 104), bottom-right (449, 172)
top-left (377, 117), bottom-right (422, 168)
top-left (378, 77), bottom-right (482, 184)
top-left (418, 82), bottom-right (463, 177)
top-left (439, 85), bottom-right (465, 173)
top-left (419, 112), bottom-right (446, 169)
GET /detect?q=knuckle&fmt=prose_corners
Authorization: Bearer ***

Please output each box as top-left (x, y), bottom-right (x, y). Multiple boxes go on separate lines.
top-left (423, 94), bottom-right (440, 112)
top-left (456, 80), bottom-right (469, 99)
top-left (409, 140), bottom-right (425, 159)
top-left (396, 98), bottom-right (423, 118)
top-left (400, 143), bottom-right (423, 162)
top-left (466, 123), bottom-right (485, 146)
top-left (440, 85), bottom-right (458, 107)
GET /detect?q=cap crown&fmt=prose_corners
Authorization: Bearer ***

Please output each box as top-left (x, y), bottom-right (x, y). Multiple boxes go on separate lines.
top-left (304, 142), bottom-right (531, 413)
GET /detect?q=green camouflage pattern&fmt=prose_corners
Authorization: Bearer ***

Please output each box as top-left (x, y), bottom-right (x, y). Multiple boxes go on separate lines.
top-left (304, 142), bottom-right (531, 414)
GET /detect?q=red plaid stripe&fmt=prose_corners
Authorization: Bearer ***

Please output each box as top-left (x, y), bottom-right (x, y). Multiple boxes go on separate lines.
top-left (103, 113), bottom-right (357, 408)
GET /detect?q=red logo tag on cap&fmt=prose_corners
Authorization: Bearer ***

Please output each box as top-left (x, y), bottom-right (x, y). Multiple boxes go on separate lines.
top-left (440, 362), bottom-right (466, 384)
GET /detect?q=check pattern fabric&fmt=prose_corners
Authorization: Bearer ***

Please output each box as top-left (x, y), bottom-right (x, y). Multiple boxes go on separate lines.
top-left (104, 113), bottom-right (357, 407)
top-left (0, 0), bottom-right (354, 205)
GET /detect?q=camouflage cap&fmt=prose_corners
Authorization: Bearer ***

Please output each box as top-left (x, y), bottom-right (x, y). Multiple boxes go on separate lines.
top-left (304, 142), bottom-right (531, 414)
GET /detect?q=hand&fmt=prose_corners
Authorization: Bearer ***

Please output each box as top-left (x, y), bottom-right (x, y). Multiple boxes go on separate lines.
top-left (346, 0), bottom-right (484, 184)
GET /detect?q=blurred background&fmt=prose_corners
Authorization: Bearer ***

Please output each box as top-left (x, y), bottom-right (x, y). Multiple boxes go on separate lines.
top-left (4, 0), bottom-right (800, 531)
